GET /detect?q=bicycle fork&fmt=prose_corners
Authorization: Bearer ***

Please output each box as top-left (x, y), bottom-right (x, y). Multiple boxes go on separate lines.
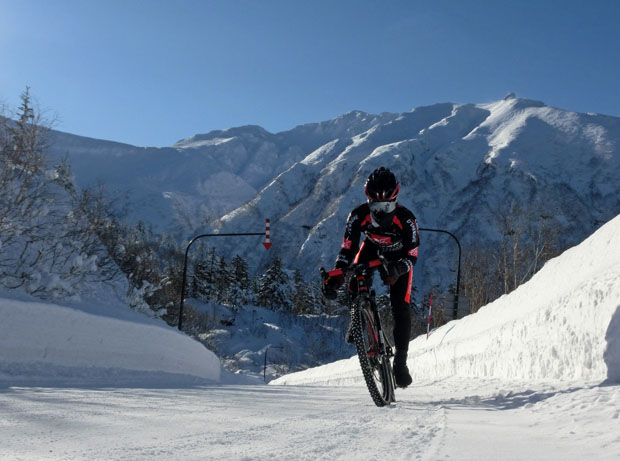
top-left (372, 304), bottom-right (393, 358)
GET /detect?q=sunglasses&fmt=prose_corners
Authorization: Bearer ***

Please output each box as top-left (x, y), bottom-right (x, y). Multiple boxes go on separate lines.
top-left (368, 200), bottom-right (396, 214)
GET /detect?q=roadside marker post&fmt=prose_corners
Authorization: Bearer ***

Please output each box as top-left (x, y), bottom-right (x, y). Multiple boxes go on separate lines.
top-left (426, 294), bottom-right (433, 340)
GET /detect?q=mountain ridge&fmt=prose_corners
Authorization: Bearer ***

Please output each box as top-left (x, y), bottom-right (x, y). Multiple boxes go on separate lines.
top-left (42, 97), bottom-right (620, 294)
top-left (209, 97), bottom-right (620, 288)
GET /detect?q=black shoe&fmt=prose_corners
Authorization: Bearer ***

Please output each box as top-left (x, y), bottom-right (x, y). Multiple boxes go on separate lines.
top-left (393, 351), bottom-right (412, 388)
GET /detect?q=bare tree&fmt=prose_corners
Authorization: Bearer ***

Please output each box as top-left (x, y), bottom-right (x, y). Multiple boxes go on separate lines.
top-left (461, 202), bottom-right (564, 314)
top-left (462, 244), bottom-right (498, 314)
top-left (0, 89), bottom-right (121, 299)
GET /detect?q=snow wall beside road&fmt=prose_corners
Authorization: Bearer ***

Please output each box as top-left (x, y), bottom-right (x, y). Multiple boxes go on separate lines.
top-left (273, 213), bottom-right (620, 386)
top-left (0, 297), bottom-right (221, 383)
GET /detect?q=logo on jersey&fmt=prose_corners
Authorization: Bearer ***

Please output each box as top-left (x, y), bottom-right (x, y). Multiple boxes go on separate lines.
top-left (407, 218), bottom-right (419, 244)
top-left (408, 247), bottom-right (419, 257)
top-left (368, 233), bottom-right (392, 245)
top-left (342, 238), bottom-right (352, 249)
top-left (345, 214), bottom-right (359, 235)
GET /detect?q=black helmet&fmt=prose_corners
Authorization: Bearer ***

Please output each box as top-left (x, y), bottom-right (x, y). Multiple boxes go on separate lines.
top-left (365, 167), bottom-right (399, 228)
top-left (365, 167), bottom-right (399, 202)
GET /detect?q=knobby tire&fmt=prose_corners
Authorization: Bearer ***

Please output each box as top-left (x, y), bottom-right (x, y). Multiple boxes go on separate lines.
top-left (351, 299), bottom-right (395, 407)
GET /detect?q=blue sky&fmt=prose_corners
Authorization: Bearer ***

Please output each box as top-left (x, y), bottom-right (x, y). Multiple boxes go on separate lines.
top-left (2, 0), bottom-right (620, 147)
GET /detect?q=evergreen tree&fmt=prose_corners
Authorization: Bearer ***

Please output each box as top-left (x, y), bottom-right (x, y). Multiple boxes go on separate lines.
top-left (192, 247), bottom-right (218, 302)
top-left (292, 269), bottom-right (314, 314)
top-left (255, 256), bottom-right (291, 311)
top-left (308, 277), bottom-right (327, 314)
top-left (229, 254), bottom-right (251, 309)
top-left (214, 256), bottom-right (233, 305)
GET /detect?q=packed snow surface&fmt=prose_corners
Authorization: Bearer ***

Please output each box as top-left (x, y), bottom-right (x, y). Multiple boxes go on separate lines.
top-left (2, 380), bottom-right (618, 460)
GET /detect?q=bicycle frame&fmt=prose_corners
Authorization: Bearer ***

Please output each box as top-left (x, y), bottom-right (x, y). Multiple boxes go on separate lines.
top-left (321, 259), bottom-right (396, 406)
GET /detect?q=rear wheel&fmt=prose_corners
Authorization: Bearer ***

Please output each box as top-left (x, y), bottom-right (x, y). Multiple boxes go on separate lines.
top-left (351, 299), bottom-right (394, 407)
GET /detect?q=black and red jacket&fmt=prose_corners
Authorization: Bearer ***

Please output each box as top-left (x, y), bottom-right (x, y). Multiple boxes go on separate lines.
top-left (335, 203), bottom-right (420, 270)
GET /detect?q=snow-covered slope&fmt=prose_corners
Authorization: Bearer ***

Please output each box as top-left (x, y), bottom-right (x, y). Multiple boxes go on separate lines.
top-left (46, 95), bottom-right (620, 286)
top-left (45, 112), bottom-right (391, 236)
top-left (213, 96), bottom-right (620, 284)
top-left (0, 291), bottom-right (220, 385)
top-left (272, 211), bottom-right (620, 386)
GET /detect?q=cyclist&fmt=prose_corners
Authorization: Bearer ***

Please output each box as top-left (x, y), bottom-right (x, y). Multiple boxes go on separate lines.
top-left (322, 167), bottom-right (419, 388)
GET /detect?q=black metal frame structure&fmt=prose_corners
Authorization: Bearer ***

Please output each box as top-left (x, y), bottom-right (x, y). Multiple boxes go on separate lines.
top-left (178, 232), bottom-right (266, 330)
top-left (418, 227), bottom-right (462, 320)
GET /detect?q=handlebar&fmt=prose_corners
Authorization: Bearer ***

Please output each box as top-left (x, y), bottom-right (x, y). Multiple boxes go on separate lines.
top-left (320, 257), bottom-right (387, 281)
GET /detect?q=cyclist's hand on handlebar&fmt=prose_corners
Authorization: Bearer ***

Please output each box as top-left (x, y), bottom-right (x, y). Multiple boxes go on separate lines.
top-left (322, 273), bottom-right (344, 300)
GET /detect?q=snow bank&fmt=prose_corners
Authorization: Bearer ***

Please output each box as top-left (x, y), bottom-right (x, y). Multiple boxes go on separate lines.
top-left (0, 296), bottom-right (220, 383)
top-left (605, 305), bottom-right (620, 382)
top-left (274, 213), bottom-right (620, 386)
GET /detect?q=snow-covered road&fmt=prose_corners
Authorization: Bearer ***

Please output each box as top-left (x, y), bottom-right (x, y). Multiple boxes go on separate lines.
top-left (2, 379), bottom-right (618, 460)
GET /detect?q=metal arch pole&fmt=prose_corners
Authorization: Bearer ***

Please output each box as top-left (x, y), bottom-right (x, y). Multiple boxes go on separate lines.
top-left (264, 345), bottom-right (284, 382)
top-left (178, 232), bottom-right (265, 330)
top-left (264, 346), bottom-right (268, 382)
top-left (418, 227), bottom-right (462, 320)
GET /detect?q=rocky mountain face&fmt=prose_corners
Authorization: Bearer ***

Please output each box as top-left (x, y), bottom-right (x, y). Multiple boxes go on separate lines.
top-left (46, 95), bottom-right (620, 294)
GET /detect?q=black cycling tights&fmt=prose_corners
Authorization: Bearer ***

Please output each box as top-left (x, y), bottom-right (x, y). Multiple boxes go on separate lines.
top-left (390, 273), bottom-right (412, 352)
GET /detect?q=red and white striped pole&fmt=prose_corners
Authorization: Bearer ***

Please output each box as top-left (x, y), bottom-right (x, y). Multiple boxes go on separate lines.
top-left (426, 294), bottom-right (433, 340)
top-left (263, 218), bottom-right (272, 250)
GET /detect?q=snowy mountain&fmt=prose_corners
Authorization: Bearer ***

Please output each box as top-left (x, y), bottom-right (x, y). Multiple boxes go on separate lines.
top-left (46, 111), bottom-right (392, 235)
top-left (47, 95), bottom-right (620, 292)
top-left (211, 95), bottom-right (620, 287)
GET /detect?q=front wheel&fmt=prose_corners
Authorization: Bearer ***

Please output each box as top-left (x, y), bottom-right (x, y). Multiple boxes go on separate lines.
top-left (351, 299), bottom-right (395, 407)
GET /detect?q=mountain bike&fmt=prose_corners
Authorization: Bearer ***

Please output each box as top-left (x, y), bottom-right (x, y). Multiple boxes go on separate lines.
top-left (321, 258), bottom-right (396, 407)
